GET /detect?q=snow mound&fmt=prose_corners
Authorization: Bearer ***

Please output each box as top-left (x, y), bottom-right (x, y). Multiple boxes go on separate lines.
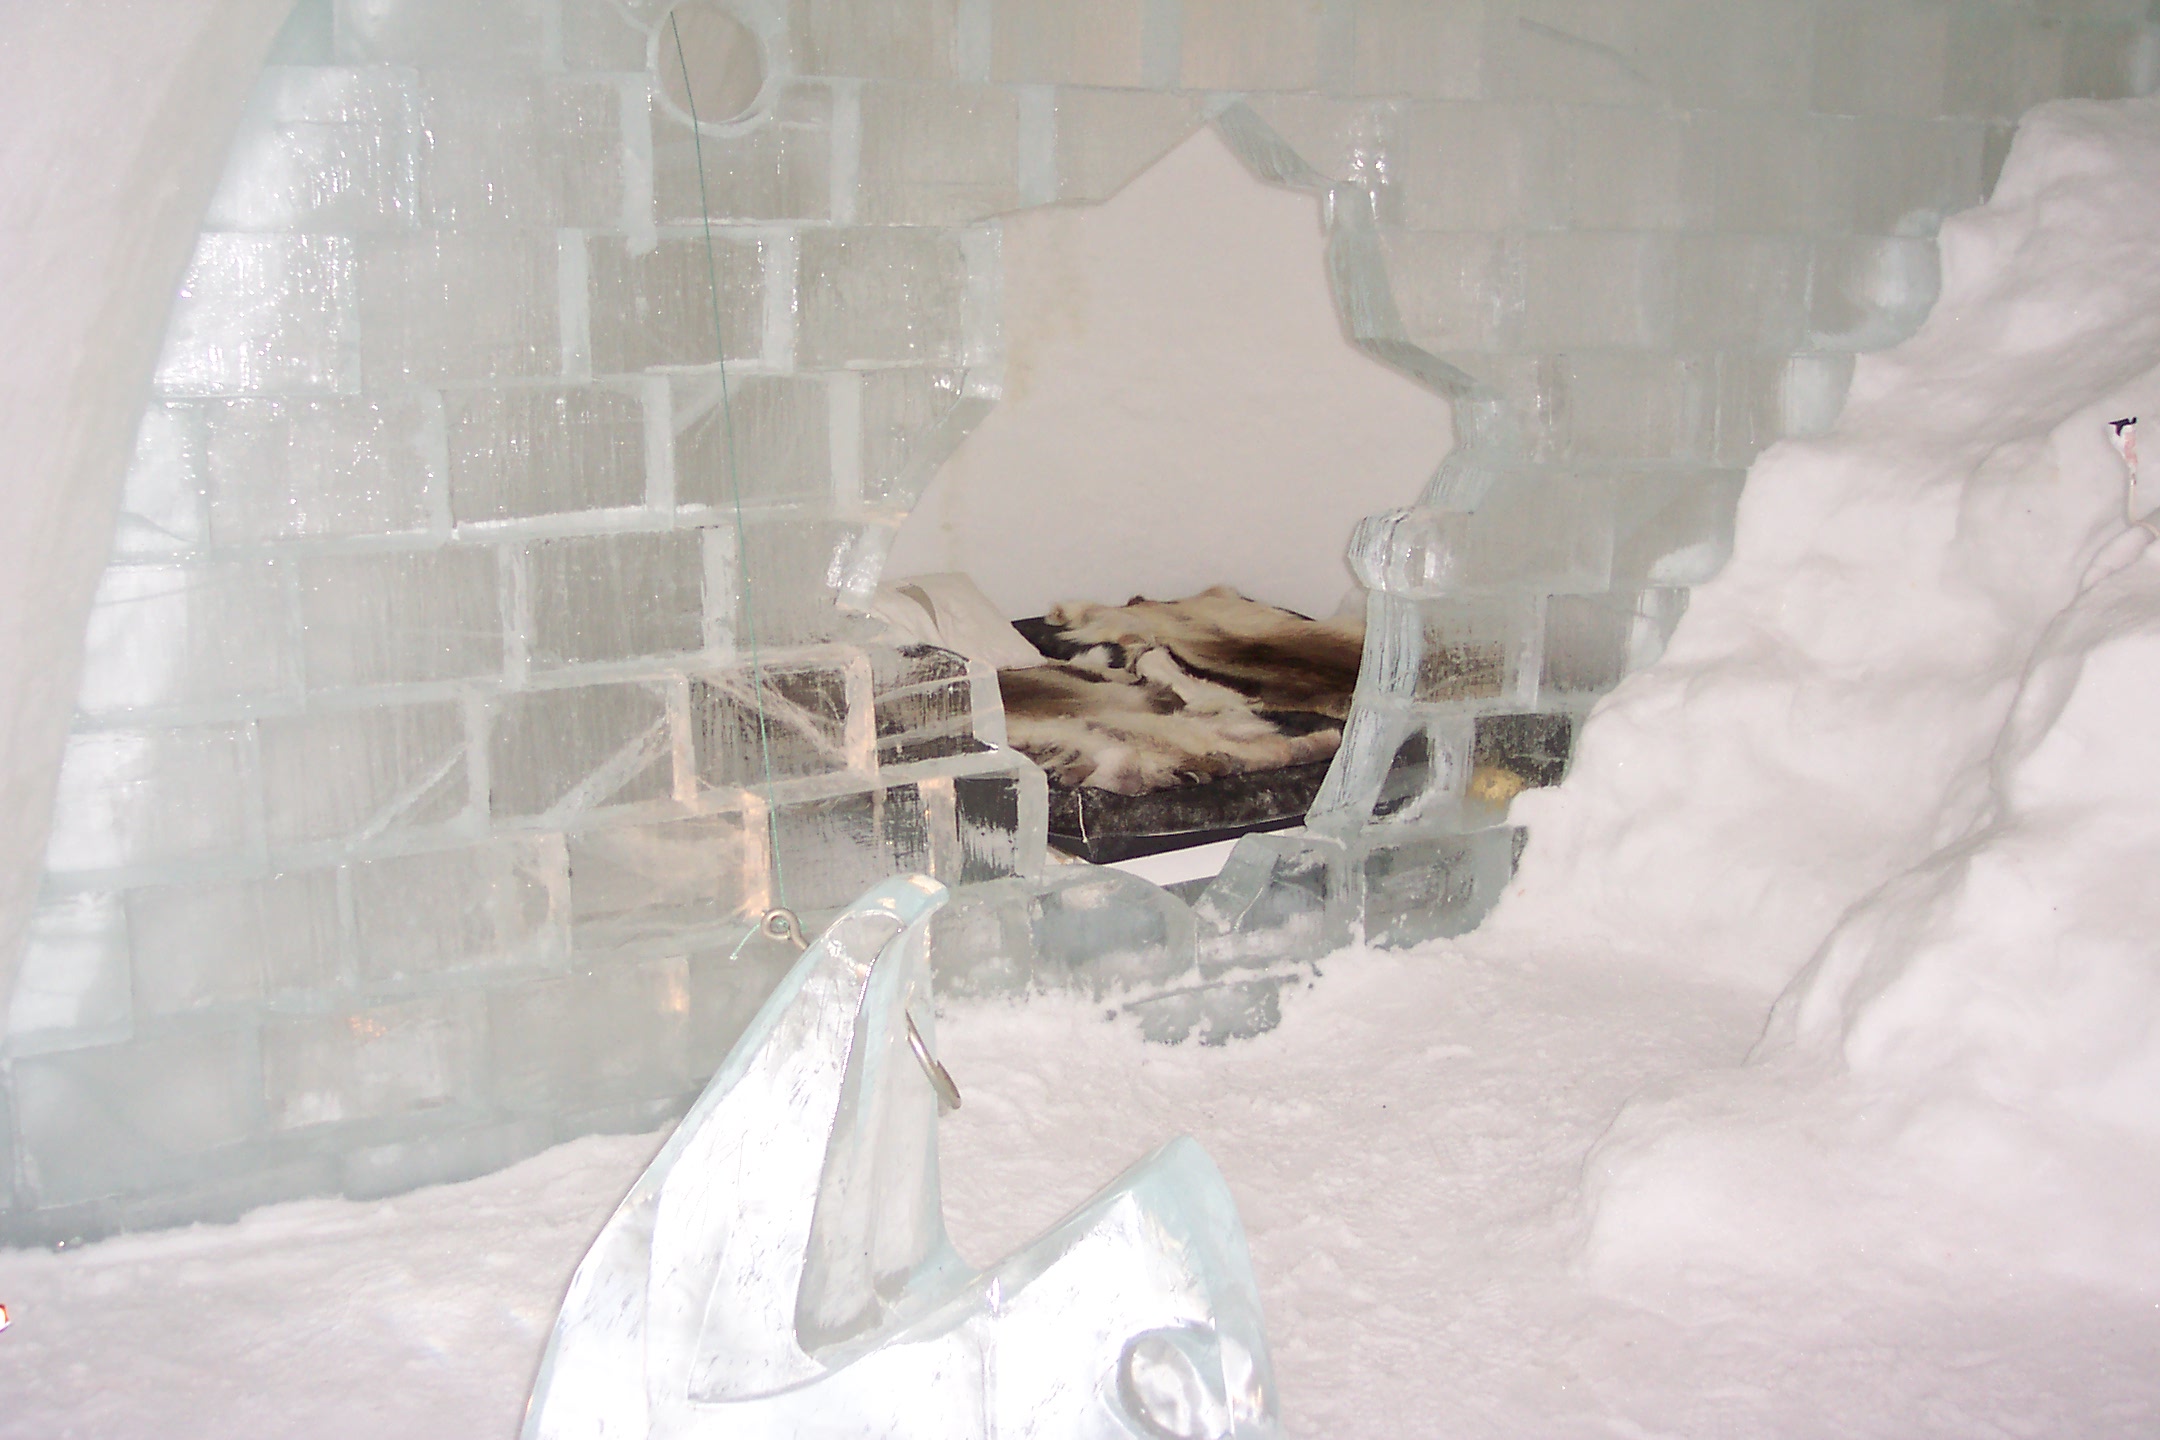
top-left (1483, 96), bottom-right (2160, 1287)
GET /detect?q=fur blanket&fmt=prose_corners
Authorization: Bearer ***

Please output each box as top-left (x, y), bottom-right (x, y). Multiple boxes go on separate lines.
top-left (998, 587), bottom-right (1363, 794)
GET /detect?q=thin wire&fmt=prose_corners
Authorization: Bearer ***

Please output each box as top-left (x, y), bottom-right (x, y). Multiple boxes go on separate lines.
top-left (669, 12), bottom-right (789, 912)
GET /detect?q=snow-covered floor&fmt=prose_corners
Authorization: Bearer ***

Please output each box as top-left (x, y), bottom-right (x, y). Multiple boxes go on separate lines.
top-left (11, 94), bottom-right (2160, 1440)
top-left (3, 952), bottom-right (2154, 1437)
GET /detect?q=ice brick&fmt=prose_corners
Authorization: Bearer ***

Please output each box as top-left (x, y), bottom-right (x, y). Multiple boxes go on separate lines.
top-left (333, 0), bottom-right (550, 67)
top-left (205, 395), bottom-right (437, 542)
top-left (1375, 230), bottom-right (1513, 354)
top-left (258, 700), bottom-right (469, 848)
top-left (1540, 593), bottom-right (1633, 700)
top-left (1361, 825), bottom-right (1518, 948)
top-left (1030, 864), bottom-right (1196, 999)
top-left (1473, 712), bottom-right (1572, 790)
top-left (358, 232), bottom-right (561, 385)
top-left (652, 88), bottom-right (832, 225)
top-left (490, 681), bottom-right (675, 818)
top-left (1811, 0), bottom-right (1948, 117)
top-left (1051, 89), bottom-right (1204, 204)
top-left (1697, 112), bottom-right (1835, 234)
top-left (203, 66), bottom-right (417, 234)
top-left (797, 228), bottom-right (968, 368)
top-left (338, 1115), bottom-right (555, 1201)
top-left (691, 656), bottom-right (868, 789)
top-left (563, 0), bottom-right (651, 70)
top-left (729, 515), bottom-right (864, 643)
top-left (448, 386), bottom-right (645, 522)
top-left (298, 547), bottom-right (503, 689)
top-left (1565, 108), bottom-right (1707, 231)
top-left (126, 870), bottom-right (346, 1004)
top-left (859, 367), bottom-right (985, 508)
top-left (1351, 0), bottom-right (1483, 99)
top-left (1808, 233), bottom-right (1941, 351)
top-left (856, 83), bottom-right (1020, 225)
top-left (2061, 18), bottom-right (2154, 100)
top-left (527, 530), bottom-right (705, 667)
top-left (1181, 0), bottom-right (1324, 89)
top-left (1348, 476), bottom-right (1614, 597)
top-left (262, 993), bottom-right (485, 1130)
top-left (1367, 718), bottom-right (1475, 827)
top-left (672, 373), bottom-right (830, 508)
top-left (992, 0), bottom-right (1146, 84)
top-left (1676, 235), bottom-right (1814, 354)
top-left (770, 785), bottom-right (931, 914)
top-left (1553, 352), bottom-right (1711, 464)
top-left (1243, 96), bottom-right (1400, 188)
top-left (351, 835), bottom-right (570, 982)
top-left (924, 877), bottom-right (1037, 998)
top-left (566, 812), bottom-right (757, 949)
top-left (114, 403), bottom-right (209, 558)
top-left (1193, 832), bottom-right (1353, 967)
top-left (43, 728), bottom-right (254, 875)
top-left (417, 76), bottom-right (625, 229)
top-left (1389, 102), bottom-right (1563, 231)
top-left (1610, 469), bottom-right (1746, 587)
top-left (77, 560), bottom-right (298, 715)
top-left (924, 768), bottom-right (1043, 884)
top-left (871, 645), bottom-right (977, 764)
top-left (1411, 595), bottom-right (1543, 709)
top-left (153, 233), bottom-right (358, 397)
top-left (1946, 5), bottom-right (2070, 120)
top-left (10, 1027), bottom-right (263, 1206)
top-left (6, 895), bottom-right (132, 1045)
top-left (587, 234), bottom-right (765, 375)
top-left (1517, 233), bottom-right (1676, 350)
top-left (1816, 118), bottom-right (1986, 238)
top-left (485, 957), bottom-right (692, 1111)
top-left (1486, 0), bottom-right (1672, 105)
top-left (788, 0), bottom-right (962, 79)
top-left (1662, 0), bottom-right (1813, 110)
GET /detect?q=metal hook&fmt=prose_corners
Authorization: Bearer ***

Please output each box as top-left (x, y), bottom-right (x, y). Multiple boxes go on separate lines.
top-left (906, 1013), bottom-right (963, 1114)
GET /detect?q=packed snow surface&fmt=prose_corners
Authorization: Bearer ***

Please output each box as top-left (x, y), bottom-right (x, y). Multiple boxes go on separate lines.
top-left (8, 97), bottom-right (2160, 1437)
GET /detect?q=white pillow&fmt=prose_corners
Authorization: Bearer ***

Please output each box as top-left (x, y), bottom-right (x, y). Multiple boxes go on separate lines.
top-left (870, 572), bottom-right (1047, 670)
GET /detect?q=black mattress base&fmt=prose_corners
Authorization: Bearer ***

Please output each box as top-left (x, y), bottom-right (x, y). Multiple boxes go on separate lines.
top-left (1046, 758), bottom-right (1335, 865)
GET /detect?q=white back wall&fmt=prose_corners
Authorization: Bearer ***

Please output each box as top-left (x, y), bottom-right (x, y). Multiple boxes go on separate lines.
top-left (885, 127), bottom-right (1452, 621)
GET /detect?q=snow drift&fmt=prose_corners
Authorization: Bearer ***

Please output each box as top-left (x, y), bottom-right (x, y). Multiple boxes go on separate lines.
top-left (1485, 96), bottom-right (2160, 1286)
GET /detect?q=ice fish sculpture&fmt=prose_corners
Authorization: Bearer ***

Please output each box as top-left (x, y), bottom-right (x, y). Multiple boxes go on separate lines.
top-left (525, 874), bottom-right (1281, 1440)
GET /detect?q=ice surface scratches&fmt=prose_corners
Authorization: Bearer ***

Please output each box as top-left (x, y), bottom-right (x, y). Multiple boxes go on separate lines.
top-left (1482, 96), bottom-right (2160, 1288)
top-left (526, 875), bottom-right (1280, 1440)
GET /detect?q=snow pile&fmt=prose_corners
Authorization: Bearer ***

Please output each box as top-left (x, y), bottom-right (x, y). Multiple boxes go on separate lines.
top-left (1490, 97), bottom-right (2160, 1286)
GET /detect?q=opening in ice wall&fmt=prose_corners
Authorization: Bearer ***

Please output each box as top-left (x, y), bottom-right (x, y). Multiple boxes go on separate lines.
top-left (5, 0), bottom-right (2156, 1242)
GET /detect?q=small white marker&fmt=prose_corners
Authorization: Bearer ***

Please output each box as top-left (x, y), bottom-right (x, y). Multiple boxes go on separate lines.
top-left (0, 1302), bottom-right (11, 1332)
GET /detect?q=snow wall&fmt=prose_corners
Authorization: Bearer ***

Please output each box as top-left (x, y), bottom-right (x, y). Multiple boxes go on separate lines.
top-left (1491, 94), bottom-right (2160, 1287)
top-left (4, 0), bottom-right (2157, 1242)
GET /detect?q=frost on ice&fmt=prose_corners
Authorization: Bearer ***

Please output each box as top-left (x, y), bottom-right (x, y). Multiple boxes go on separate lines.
top-left (525, 875), bottom-right (1280, 1440)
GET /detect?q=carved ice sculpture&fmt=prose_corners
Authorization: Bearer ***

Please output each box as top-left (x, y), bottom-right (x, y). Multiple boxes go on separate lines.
top-left (525, 875), bottom-right (1281, 1440)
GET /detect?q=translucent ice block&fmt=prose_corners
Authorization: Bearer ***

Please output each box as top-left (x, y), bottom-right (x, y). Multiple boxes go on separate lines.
top-left (525, 875), bottom-right (1281, 1440)
top-left (527, 530), bottom-right (706, 668)
top-left (856, 83), bottom-right (1021, 226)
top-left (6, 894), bottom-right (132, 1047)
top-left (489, 680), bottom-right (674, 819)
top-left (449, 386), bottom-right (645, 523)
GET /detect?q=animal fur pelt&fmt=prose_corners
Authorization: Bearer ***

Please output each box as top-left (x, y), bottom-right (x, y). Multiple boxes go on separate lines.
top-left (998, 587), bottom-right (1364, 795)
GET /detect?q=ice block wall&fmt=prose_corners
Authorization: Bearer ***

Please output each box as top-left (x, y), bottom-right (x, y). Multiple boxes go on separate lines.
top-left (5, 0), bottom-right (2155, 1243)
